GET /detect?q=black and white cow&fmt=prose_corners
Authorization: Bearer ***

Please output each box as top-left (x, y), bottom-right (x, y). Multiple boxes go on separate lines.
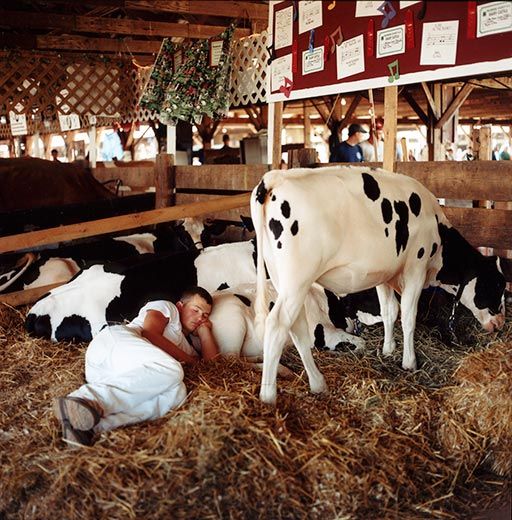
top-left (251, 166), bottom-right (506, 404)
top-left (0, 219), bottom-right (207, 294)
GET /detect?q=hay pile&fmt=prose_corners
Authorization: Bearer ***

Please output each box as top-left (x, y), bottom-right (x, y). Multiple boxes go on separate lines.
top-left (0, 302), bottom-right (510, 519)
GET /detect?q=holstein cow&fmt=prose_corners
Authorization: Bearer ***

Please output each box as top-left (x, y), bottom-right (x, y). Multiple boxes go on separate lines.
top-left (0, 219), bottom-right (206, 294)
top-left (251, 166), bottom-right (505, 404)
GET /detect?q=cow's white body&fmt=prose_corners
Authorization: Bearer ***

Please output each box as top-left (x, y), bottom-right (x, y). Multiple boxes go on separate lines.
top-left (252, 166), bottom-right (446, 404)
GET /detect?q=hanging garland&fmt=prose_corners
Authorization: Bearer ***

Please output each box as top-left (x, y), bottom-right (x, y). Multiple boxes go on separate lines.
top-left (140, 24), bottom-right (236, 125)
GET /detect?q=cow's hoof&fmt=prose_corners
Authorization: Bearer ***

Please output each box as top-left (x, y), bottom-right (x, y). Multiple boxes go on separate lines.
top-left (310, 376), bottom-right (328, 395)
top-left (382, 340), bottom-right (396, 356)
top-left (402, 359), bottom-right (417, 371)
top-left (259, 388), bottom-right (277, 405)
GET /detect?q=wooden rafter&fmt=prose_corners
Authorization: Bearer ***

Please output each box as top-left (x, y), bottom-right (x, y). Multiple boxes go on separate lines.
top-left (36, 34), bottom-right (161, 53)
top-left (40, 0), bottom-right (268, 20)
top-left (339, 94), bottom-right (362, 130)
top-left (309, 99), bottom-right (330, 127)
top-left (401, 88), bottom-right (429, 126)
top-left (421, 82), bottom-right (440, 119)
top-left (0, 10), bottom-right (251, 40)
top-left (435, 83), bottom-right (475, 129)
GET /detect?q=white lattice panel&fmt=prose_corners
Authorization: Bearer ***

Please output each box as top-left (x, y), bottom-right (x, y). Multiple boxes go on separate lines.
top-left (230, 31), bottom-right (269, 108)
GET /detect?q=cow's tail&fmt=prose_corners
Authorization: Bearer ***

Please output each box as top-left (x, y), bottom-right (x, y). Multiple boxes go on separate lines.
top-left (251, 180), bottom-right (269, 343)
top-left (0, 252), bottom-right (38, 293)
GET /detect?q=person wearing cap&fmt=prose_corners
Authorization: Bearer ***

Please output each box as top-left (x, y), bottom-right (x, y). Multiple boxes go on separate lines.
top-left (360, 121), bottom-right (384, 162)
top-left (331, 123), bottom-right (368, 163)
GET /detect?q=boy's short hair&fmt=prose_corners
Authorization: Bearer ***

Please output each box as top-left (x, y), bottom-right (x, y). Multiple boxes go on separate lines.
top-left (180, 286), bottom-right (213, 306)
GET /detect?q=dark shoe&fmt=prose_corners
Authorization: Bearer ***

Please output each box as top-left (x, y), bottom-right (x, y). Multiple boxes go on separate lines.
top-left (53, 396), bottom-right (102, 447)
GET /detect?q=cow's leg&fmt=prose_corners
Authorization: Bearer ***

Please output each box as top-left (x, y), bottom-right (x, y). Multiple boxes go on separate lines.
top-left (375, 283), bottom-right (399, 356)
top-left (260, 290), bottom-right (310, 404)
top-left (289, 306), bottom-right (327, 395)
top-left (399, 274), bottom-right (424, 371)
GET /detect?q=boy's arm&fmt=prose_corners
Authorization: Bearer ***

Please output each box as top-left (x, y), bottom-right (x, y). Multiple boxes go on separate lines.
top-left (195, 320), bottom-right (220, 361)
top-left (141, 310), bottom-right (198, 365)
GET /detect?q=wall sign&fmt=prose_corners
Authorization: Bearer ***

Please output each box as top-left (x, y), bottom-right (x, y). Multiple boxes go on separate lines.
top-left (269, 1), bottom-right (512, 102)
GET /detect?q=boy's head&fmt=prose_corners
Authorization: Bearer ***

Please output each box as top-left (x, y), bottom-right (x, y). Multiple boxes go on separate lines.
top-left (177, 286), bottom-right (213, 333)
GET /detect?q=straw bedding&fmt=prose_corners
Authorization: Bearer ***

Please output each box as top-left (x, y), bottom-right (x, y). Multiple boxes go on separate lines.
top-left (0, 299), bottom-right (510, 519)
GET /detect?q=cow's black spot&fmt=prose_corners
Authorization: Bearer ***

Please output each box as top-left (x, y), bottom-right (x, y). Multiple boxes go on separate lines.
top-left (269, 218), bottom-right (283, 240)
top-left (271, 194), bottom-right (276, 201)
top-left (314, 324), bottom-right (326, 348)
top-left (290, 220), bottom-right (299, 236)
top-left (269, 301), bottom-right (275, 312)
top-left (234, 294), bottom-right (251, 307)
top-left (255, 180), bottom-right (267, 204)
top-left (362, 173), bottom-right (380, 202)
top-left (281, 200), bottom-right (291, 218)
top-left (25, 313), bottom-right (51, 338)
top-left (385, 228), bottom-right (389, 237)
top-left (409, 192), bottom-right (421, 217)
top-left (217, 282), bottom-right (229, 290)
top-left (417, 247), bottom-right (425, 259)
top-left (55, 315), bottom-right (92, 343)
top-left (381, 198), bottom-right (393, 224)
top-left (393, 200), bottom-right (409, 255)
top-left (277, 241), bottom-right (282, 249)
top-left (430, 242), bottom-right (438, 257)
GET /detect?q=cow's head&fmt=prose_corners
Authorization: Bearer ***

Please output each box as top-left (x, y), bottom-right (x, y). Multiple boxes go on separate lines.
top-left (459, 256), bottom-right (506, 332)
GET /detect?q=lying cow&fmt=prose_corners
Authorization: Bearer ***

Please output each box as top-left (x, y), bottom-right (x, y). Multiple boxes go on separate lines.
top-left (251, 166), bottom-right (506, 404)
top-left (0, 219), bottom-right (206, 294)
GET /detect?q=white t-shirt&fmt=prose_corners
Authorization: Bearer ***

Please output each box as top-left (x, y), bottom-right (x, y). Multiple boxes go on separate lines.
top-left (127, 300), bottom-right (199, 357)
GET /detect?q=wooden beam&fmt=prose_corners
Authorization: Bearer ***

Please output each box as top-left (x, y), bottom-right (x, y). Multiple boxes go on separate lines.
top-left (271, 102), bottom-right (283, 169)
top-left (36, 34), bottom-right (161, 53)
top-left (0, 283), bottom-right (63, 307)
top-left (383, 86), bottom-right (398, 171)
top-left (309, 99), bottom-right (330, 126)
top-left (0, 194), bottom-right (251, 254)
top-left (421, 82), bottom-right (439, 119)
top-left (401, 89), bottom-right (429, 126)
top-left (45, 0), bottom-right (268, 20)
top-left (0, 10), bottom-right (251, 39)
top-left (435, 83), bottom-right (475, 129)
top-left (339, 94), bottom-right (362, 130)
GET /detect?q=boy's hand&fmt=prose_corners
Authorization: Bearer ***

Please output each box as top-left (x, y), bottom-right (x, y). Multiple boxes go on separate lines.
top-left (195, 319), bottom-right (213, 337)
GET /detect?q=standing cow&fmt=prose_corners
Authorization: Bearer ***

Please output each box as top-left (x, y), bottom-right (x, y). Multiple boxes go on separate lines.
top-left (251, 166), bottom-right (505, 404)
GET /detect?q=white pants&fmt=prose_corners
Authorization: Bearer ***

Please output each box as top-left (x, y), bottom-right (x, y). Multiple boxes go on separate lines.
top-left (69, 325), bottom-right (187, 432)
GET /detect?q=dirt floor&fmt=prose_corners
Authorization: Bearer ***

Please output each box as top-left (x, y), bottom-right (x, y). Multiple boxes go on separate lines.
top-left (0, 299), bottom-right (510, 519)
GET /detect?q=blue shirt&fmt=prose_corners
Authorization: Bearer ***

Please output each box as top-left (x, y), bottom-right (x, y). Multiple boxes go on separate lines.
top-left (331, 141), bottom-right (364, 163)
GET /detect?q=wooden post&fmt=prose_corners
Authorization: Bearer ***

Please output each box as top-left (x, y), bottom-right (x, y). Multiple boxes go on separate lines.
top-left (270, 101), bottom-right (283, 169)
top-left (383, 85), bottom-right (397, 171)
top-left (155, 153), bottom-right (174, 209)
top-left (303, 101), bottom-right (311, 148)
top-left (427, 83), bottom-right (443, 161)
top-left (288, 148), bottom-right (317, 168)
top-left (478, 125), bottom-right (492, 160)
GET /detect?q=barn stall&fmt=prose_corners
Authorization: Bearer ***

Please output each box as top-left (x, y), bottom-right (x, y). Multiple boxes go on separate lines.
top-left (1, 1), bottom-right (511, 519)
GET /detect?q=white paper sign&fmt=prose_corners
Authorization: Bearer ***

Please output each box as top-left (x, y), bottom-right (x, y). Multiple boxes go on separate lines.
top-left (302, 47), bottom-right (324, 75)
top-left (337, 34), bottom-right (365, 80)
top-left (355, 1), bottom-right (384, 17)
top-left (275, 6), bottom-right (293, 49)
top-left (299, 1), bottom-right (323, 34)
top-left (400, 1), bottom-right (420, 8)
top-left (377, 25), bottom-right (406, 58)
top-left (420, 21), bottom-right (459, 66)
top-left (271, 54), bottom-right (293, 92)
top-left (477, 1), bottom-right (512, 37)
top-left (59, 113), bottom-right (81, 131)
top-left (9, 111), bottom-right (27, 136)
top-left (210, 40), bottom-right (223, 66)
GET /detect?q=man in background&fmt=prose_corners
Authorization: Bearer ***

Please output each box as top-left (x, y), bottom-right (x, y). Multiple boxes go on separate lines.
top-left (330, 123), bottom-right (367, 163)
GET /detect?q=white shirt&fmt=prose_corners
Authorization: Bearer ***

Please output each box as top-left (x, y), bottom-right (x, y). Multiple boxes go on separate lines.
top-left (127, 300), bottom-right (198, 357)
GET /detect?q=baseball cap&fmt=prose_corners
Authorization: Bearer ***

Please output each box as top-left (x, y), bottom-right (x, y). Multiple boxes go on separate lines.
top-left (348, 124), bottom-right (369, 136)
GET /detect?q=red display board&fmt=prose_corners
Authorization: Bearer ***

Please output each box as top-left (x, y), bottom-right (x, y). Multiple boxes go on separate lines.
top-left (268, 1), bottom-right (512, 102)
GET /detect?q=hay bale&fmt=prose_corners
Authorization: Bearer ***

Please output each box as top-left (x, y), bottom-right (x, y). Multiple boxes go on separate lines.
top-left (437, 342), bottom-right (512, 477)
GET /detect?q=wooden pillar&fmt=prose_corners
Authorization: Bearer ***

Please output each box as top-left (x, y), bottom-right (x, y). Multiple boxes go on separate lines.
top-left (303, 102), bottom-right (312, 148)
top-left (42, 134), bottom-right (52, 160)
top-left (287, 148), bottom-right (317, 168)
top-left (64, 131), bottom-right (76, 162)
top-left (154, 153), bottom-right (175, 209)
top-left (478, 125), bottom-right (492, 160)
top-left (383, 85), bottom-right (397, 171)
top-left (166, 124), bottom-right (176, 156)
top-left (269, 101), bottom-right (283, 169)
top-left (442, 85), bottom-right (457, 146)
top-left (426, 83), bottom-right (443, 161)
